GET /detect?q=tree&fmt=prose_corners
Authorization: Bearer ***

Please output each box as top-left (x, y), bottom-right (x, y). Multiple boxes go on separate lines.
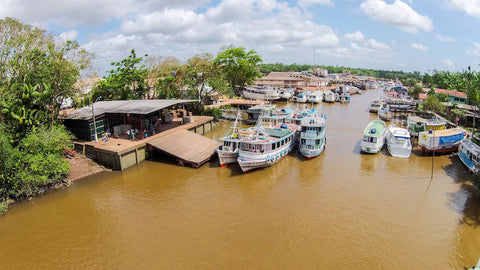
top-left (409, 84), bottom-right (423, 100)
top-left (214, 46), bottom-right (262, 96)
top-left (422, 95), bottom-right (445, 113)
top-left (92, 49), bottom-right (147, 100)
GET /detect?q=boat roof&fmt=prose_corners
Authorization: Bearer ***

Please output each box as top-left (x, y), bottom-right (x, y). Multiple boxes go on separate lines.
top-left (408, 116), bottom-right (446, 125)
top-left (300, 116), bottom-right (326, 127)
top-left (363, 120), bottom-right (386, 137)
top-left (388, 126), bottom-right (410, 139)
top-left (462, 139), bottom-right (480, 155)
top-left (420, 127), bottom-right (464, 137)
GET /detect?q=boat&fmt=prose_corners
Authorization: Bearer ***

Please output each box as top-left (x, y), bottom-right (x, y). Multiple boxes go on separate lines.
top-left (360, 120), bottom-right (387, 154)
top-left (338, 92), bottom-right (350, 103)
top-left (299, 109), bottom-right (327, 159)
top-left (262, 108), bottom-right (294, 127)
top-left (307, 91), bottom-right (323, 103)
top-left (406, 115), bottom-right (446, 137)
top-left (216, 112), bottom-right (255, 166)
top-left (278, 89), bottom-right (294, 100)
top-left (244, 104), bottom-right (275, 124)
top-left (385, 125), bottom-right (412, 158)
top-left (378, 105), bottom-right (392, 121)
top-left (458, 139), bottom-right (480, 173)
top-left (323, 90), bottom-right (336, 103)
top-left (369, 99), bottom-right (382, 113)
top-left (293, 92), bottom-right (308, 103)
top-left (242, 86), bottom-right (280, 101)
top-left (418, 128), bottom-right (465, 154)
top-left (237, 122), bottom-right (298, 173)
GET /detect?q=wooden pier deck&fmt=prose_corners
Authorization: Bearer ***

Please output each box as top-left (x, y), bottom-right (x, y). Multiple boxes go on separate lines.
top-left (147, 129), bottom-right (220, 167)
top-left (74, 116), bottom-right (218, 170)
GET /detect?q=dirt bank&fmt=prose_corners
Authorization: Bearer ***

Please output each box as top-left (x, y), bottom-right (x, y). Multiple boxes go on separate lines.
top-left (66, 154), bottom-right (110, 182)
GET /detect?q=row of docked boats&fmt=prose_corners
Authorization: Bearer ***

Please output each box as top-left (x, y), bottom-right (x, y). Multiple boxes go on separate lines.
top-left (216, 107), bottom-right (326, 172)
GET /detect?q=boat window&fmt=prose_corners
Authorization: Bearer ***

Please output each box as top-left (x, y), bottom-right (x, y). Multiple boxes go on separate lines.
top-left (272, 143), bottom-right (276, 150)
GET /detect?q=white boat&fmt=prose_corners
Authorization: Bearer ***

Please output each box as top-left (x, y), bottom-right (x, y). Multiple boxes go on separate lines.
top-left (299, 109), bottom-right (326, 159)
top-left (385, 125), bottom-right (412, 158)
top-left (360, 120), bottom-right (387, 154)
top-left (278, 89), bottom-right (294, 100)
top-left (242, 86), bottom-right (280, 101)
top-left (323, 90), bottom-right (335, 103)
top-left (216, 113), bottom-right (255, 166)
top-left (307, 91), bottom-right (323, 103)
top-left (378, 106), bottom-right (392, 121)
top-left (293, 92), bottom-right (308, 103)
top-left (418, 128), bottom-right (465, 154)
top-left (369, 99), bottom-right (382, 113)
top-left (237, 122), bottom-right (298, 173)
top-left (458, 139), bottom-right (480, 173)
top-left (468, 257), bottom-right (480, 270)
top-left (338, 92), bottom-right (350, 103)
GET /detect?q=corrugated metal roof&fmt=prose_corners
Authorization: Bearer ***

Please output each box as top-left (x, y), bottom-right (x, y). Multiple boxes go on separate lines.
top-left (62, 99), bottom-right (198, 120)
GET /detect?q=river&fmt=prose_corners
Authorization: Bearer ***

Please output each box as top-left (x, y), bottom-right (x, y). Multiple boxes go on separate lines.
top-left (1, 89), bottom-right (479, 269)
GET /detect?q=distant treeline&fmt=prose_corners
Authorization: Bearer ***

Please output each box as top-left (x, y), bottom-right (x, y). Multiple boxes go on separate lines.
top-left (259, 63), bottom-right (422, 80)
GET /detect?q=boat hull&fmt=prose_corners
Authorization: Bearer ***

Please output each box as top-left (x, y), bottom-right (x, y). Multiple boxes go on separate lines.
top-left (299, 141), bottom-right (325, 159)
top-left (238, 144), bottom-right (295, 173)
top-left (217, 149), bottom-right (239, 166)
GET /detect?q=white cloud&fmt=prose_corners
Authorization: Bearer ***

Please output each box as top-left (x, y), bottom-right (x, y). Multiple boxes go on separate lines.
top-left (449, 0), bottom-right (480, 18)
top-left (364, 39), bottom-right (390, 51)
top-left (344, 31), bottom-right (365, 42)
top-left (410, 43), bottom-right (429, 52)
top-left (56, 30), bottom-right (79, 42)
top-left (298, 0), bottom-right (333, 8)
top-left (467, 41), bottom-right (480, 56)
top-left (435, 34), bottom-right (455, 42)
top-left (442, 59), bottom-right (454, 68)
top-left (360, 0), bottom-right (433, 34)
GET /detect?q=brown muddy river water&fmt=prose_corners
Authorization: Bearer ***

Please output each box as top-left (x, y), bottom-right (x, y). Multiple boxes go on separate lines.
top-left (1, 89), bottom-right (479, 269)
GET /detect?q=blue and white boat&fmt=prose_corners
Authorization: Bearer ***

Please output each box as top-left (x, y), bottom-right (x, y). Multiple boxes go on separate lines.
top-left (237, 122), bottom-right (298, 173)
top-left (458, 139), bottom-right (480, 173)
top-left (299, 109), bottom-right (326, 159)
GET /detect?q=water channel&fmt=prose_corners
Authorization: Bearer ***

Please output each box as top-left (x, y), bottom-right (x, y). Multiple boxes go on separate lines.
top-left (1, 88), bottom-right (479, 269)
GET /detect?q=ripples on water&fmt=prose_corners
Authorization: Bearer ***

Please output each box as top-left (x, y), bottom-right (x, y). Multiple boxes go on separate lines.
top-left (0, 89), bottom-right (479, 269)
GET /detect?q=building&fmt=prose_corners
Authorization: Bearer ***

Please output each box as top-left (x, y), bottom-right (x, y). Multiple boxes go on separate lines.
top-left (434, 88), bottom-right (468, 104)
top-left (254, 72), bottom-right (309, 88)
top-left (62, 99), bottom-right (198, 141)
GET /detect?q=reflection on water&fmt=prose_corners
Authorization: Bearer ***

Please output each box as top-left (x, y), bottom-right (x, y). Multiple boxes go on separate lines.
top-left (0, 89), bottom-right (479, 269)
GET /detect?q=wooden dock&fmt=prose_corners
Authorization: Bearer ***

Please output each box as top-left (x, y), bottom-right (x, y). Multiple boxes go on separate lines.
top-left (74, 116), bottom-right (218, 170)
top-left (147, 129), bottom-right (220, 167)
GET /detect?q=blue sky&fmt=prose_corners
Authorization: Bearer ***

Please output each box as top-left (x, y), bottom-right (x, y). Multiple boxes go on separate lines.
top-left (1, 0), bottom-right (480, 75)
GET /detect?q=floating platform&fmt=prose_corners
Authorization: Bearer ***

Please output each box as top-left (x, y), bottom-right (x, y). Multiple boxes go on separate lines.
top-left (147, 129), bottom-right (220, 168)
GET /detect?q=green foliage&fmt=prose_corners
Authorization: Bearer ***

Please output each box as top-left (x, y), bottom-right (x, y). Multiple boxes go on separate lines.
top-left (0, 124), bottom-right (72, 200)
top-left (214, 46), bottom-right (262, 96)
top-left (92, 49), bottom-right (148, 100)
top-left (436, 93), bottom-right (450, 102)
top-left (204, 107), bottom-right (222, 119)
top-left (422, 95), bottom-right (445, 113)
top-left (0, 200), bottom-right (7, 216)
top-left (409, 84), bottom-right (424, 100)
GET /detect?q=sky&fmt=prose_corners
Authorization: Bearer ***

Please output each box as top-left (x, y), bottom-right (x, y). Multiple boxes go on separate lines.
top-left (2, 0), bottom-right (480, 75)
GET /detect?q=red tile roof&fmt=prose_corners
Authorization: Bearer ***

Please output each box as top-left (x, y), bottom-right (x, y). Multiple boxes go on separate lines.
top-left (419, 93), bottom-right (427, 99)
top-left (434, 88), bottom-right (467, 98)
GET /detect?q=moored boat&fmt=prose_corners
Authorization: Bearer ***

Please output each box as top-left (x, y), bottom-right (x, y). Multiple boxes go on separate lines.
top-left (385, 125), bottom-right (412, 158)
top-left (293, 92), bottom-right (308, 103)
top-left (299, 110), bottom-right (326, 159)
top-left (378, 106), bottom-right (392, 121)
top-left (323, 90), bottom-right (335, 103)
top-left (360, 120), bottom-right (387, 154)
top-left (458, 139), bottom-right (480, 173)
top-left (237, 122), bottom-right (298, 173)
top-left (307, 91), bottom-right (323, 103)
top-left (418, 128), bottom-right (465, 154)
top-left (242, 86), bottom-right (280, 101)
top-left (278, 88), bottom-right (294, 100)
top-left (406, 115), bottom-right (446, 137)
top-left (369, 99), bottom-right (382, 113)
top-left (216, 113), bottom-right (255, 166)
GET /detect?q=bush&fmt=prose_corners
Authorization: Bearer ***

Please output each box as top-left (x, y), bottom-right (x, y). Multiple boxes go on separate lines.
top-left (204, 107), bottom-right (222, 119)
top-left (0, 200), bottom-right (7, 216)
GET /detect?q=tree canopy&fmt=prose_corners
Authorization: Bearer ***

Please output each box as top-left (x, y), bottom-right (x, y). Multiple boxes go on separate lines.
top-left (214, 46), bottom-right (262, 96)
